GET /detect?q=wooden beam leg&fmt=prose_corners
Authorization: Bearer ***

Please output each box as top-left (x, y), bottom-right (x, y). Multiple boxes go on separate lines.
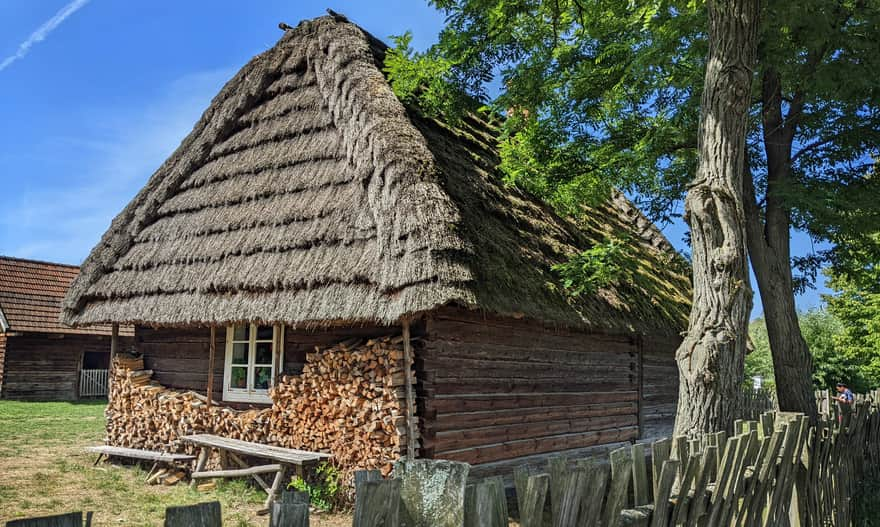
top-left (190, 447), bottom-right (210, 488)
top-left (265, 467), bottom-right (288, 509)
top-left (93, 453), bottom-right (104, 467)
top-left (145, 461), bottom-right (160, 482)
top-left (228, 451), bottom-right (271, 492)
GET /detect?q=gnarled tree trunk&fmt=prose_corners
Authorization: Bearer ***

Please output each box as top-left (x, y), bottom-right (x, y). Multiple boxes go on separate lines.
top-left (673, 0), bottom-right (757, 437)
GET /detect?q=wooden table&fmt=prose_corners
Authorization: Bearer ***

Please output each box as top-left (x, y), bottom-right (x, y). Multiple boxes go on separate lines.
top-left (181, 434), bottom-right (331, 507)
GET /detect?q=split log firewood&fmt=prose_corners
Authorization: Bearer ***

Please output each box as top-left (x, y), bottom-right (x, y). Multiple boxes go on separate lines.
top-left (105, 336), bottom-right (416, 488)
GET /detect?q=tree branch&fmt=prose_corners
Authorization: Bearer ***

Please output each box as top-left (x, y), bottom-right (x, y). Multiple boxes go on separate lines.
top-left (791, 136), bottom-right (837, 163)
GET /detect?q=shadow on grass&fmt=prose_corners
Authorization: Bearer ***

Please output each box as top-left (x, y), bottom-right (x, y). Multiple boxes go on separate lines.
top-left (854, 476), bottom-right (880, 527)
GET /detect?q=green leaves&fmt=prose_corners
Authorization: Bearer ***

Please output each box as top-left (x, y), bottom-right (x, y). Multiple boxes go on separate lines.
top-left (824, 232), bottom-right (880, 388)
top-left (288, 461), bottom-right (342, 511)
top-left (383, 32), bottom-right (474, 121)
top-left (552, 236), bottom-right (633, 296)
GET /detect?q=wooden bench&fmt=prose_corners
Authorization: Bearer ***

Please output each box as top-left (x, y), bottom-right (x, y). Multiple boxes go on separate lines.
top-left (86, 446), bottom-right (196, 482)
top-left (181, 434), bottom-right (331, 507)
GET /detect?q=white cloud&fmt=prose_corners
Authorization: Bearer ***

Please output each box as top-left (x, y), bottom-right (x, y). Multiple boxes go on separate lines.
top-left (0, 68), bottom-right (233, 264)
top-left (0, 0), bottom-right (90, 72)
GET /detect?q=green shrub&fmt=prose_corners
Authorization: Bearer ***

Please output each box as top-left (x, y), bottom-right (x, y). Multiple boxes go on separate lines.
top-left (288, 462), bottom-right (342, 512)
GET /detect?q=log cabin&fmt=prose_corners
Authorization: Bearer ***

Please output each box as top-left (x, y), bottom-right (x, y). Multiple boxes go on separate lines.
top-left (0, 256), bottom-right (132, 400)
top-left (60, 15), bottom-right (690, 478)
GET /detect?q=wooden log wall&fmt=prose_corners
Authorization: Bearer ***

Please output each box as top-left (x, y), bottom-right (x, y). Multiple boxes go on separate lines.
top-left (0, 332), bottom-right (129, 400)
top-left (417, 310), bottom-right (645, 474)
top-left (640, 335), bottom-right (680, 440)
top-left (0, 333), bottom-right (6, 397)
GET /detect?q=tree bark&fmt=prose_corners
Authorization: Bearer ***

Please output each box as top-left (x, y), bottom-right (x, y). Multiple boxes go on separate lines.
top-left (741, 68), bottom-right (818, 422)
top-left (673, 0), bottom-right (757, 437)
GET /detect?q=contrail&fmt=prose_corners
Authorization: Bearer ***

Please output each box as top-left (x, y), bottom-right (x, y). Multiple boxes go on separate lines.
top-left (0, 0), bottom-right (90, 72)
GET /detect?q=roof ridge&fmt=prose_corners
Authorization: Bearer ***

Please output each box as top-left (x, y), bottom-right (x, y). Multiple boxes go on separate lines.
top-left (0, 255), bottom-right (80, 269)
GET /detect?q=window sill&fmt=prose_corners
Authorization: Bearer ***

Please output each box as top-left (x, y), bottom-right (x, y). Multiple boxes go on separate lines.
top-left (223, 391), bottom-right (272, 405)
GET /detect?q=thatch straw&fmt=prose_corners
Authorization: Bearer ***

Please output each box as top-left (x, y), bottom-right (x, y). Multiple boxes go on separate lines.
top-left (61, 15), bottom-right (690, 335)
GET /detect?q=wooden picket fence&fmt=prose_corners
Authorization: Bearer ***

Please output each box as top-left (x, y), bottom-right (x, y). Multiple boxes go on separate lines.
top-left (738, 388), bottom-right (776, 421)
top-left (9, 392), bottom-right (878, 527)
top-left (348, 394), bottom-right (880, 527)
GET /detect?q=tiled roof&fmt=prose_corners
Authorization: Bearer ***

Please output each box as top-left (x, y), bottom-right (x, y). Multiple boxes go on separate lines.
top-left (0, 256), bottom-right (130, 335)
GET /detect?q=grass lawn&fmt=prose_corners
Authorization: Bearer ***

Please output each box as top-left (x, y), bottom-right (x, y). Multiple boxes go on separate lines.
top-left (0, 400), bottom-right (350, 526)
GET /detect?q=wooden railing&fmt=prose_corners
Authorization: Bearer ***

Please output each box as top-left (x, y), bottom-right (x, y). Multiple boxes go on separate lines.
top-left (79, 369), bottom-right (109, 398)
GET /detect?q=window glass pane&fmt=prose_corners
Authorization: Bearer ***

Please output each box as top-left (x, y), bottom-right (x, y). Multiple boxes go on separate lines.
top-left (233, 325), bottom-right (249, 341)
top-left (256, 325), bottom-right (274, 341)
top-left (254, 367), bottom-right (272, 390)
top-left (232, 343), bottom-right (249, 364)
top-left (229, 367), bottom-right (248, 389)
top-left (255, 342), bottom-right (273, 364)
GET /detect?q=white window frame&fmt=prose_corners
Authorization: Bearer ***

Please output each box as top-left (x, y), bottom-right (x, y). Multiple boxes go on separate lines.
top-left (223, 323), bottom-right (284, 404)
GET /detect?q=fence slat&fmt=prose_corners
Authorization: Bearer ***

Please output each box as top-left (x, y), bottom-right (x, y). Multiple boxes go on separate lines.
top-left (6, 512), bottom-right (83, 527)
top-left (578, 460), bottom-right (609, 526)
top-left (649, 459), bottom-right (679, 527)
top-left (603, 446), bottom-right (634, 527)
top-left (464, 477), bottom-right (507, 527)
top-left (514, 468), bottom-right (548, 527)
top-left (651, 438), bottom-right (672, 501)
top-left (353, 479), bottom-right (400, 527)
top-left (164, 502), bottom-right (221, 527)
top-left (632, 443), bottom-right (650, 507)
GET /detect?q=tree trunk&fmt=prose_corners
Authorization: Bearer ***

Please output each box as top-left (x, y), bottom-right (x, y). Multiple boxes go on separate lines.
top-left (673, 0), bottom-right (757, 437)
top-left (754, 251), bottom-right (817, 419)
top-left (741, 68), bottom-right (818, 422)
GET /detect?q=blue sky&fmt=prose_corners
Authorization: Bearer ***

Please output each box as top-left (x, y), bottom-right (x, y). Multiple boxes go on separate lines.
top-left (0, 0), bottom-right (830, 318)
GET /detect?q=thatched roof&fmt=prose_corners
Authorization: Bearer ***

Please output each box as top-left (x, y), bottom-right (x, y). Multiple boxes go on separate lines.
top-left (61, 15), bottom-right (690, 335)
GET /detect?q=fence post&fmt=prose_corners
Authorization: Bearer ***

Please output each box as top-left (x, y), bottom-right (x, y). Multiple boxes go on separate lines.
top-left (394, 459), bottom-right (468, 527)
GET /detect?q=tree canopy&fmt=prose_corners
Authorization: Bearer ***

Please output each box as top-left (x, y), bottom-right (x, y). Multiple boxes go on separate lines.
top-left (386, 0), bottom-right (880, 236)
top-left (385, 0), bottom-right (880, 410)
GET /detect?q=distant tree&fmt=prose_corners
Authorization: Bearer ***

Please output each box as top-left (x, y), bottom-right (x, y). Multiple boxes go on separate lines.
top-left (825, 232), bottom-right (880, 389)
top-left (745, 318), bottom-right (775, 390)
top-left (800, 309), bottom-right (865, 391)
top-left (747, 309), bottom-right (872, 393)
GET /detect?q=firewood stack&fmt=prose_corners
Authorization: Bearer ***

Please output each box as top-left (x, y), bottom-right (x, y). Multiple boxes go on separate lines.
top-left (106, 356), bottom-right (272, 454)
top-left (268, 336), bottom-right (416, 477)
top-left (105, 335), bottom-right (416, 483)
